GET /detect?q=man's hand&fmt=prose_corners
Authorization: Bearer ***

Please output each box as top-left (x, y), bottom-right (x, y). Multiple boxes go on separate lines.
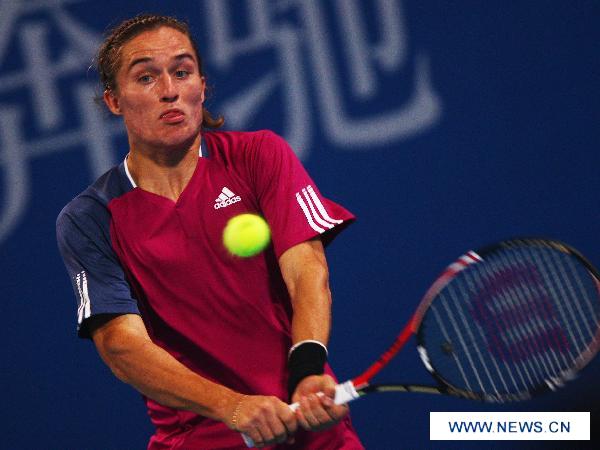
top-left (225, 394), bottom-right (298, 448)
top-left (292, 374), bottom-right (349, 431)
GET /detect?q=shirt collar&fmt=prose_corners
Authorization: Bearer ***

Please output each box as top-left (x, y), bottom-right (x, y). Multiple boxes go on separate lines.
top-left (123, 143), bottom-right (202, 188)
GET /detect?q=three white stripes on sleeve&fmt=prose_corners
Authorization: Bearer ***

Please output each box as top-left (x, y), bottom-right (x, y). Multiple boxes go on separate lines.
top-left (295, 185), bottom-right (343, 233)
top-left (76, 271), bottom-right (91, 325)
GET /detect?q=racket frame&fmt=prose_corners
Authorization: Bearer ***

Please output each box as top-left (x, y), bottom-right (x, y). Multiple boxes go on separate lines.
top-left (352, 238), bottom-right (600, 403)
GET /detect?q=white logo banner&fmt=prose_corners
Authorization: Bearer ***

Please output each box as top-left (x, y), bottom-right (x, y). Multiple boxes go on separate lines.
top-left (430, 411), bottom-right (590, 441)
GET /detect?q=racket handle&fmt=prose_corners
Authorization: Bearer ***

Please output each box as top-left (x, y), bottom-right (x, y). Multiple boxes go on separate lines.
top-left (242, 380), bottom-right (359, 447)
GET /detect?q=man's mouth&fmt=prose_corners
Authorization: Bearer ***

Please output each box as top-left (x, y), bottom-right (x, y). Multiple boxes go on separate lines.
top-left (159, 109), bottom-right (185, 123)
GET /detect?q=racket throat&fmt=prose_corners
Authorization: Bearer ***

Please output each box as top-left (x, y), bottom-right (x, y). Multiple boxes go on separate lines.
top-left (333, 380), bottom-right (362, 404)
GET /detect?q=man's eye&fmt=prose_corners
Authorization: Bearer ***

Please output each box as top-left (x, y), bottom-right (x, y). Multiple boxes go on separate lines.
top-left (175, 70), bottom-right (189, 79)
top-left (138, 75), bottom-right (153, 84)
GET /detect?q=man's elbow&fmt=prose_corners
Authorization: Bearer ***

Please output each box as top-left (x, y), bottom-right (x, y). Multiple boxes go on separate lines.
top-left (92, 320), bottom-right (149, 384)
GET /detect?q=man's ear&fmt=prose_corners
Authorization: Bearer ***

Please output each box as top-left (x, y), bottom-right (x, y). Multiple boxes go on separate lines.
top-left (200, 77), bottom-right (206, 103)
top-left (103, 89), bottom-right (122, 115)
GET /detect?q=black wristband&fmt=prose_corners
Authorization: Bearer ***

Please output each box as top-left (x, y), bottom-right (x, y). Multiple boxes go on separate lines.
top-left (287, 342), bottom-right (328, 399)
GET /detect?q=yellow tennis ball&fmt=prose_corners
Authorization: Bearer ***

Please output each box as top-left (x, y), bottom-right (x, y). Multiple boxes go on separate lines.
top-left (223, 213), bottom-right (271, 257)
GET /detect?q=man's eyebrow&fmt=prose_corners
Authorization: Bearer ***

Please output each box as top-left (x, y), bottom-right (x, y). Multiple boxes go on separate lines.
top-left (127, 53), bottom-right (196, 72)
top-left (127, 57), bottom-right (153, 71)
top-left (174, 53), bottom-right (196, 63)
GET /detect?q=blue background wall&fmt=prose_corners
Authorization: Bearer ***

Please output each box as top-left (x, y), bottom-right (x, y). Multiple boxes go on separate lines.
top-left (1, 1), bottom-right (598, 448)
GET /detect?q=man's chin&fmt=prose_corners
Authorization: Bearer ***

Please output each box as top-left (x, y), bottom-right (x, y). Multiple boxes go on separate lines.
top-left (155, 130), bottom-right (200, 152)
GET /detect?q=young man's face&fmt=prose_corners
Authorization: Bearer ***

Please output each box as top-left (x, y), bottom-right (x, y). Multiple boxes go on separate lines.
top-left (104, 26), bottom-right (206, 152)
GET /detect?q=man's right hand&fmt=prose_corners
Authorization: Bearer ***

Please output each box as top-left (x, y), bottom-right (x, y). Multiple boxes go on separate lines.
top-left (226, 394), bottom-right (298, 447)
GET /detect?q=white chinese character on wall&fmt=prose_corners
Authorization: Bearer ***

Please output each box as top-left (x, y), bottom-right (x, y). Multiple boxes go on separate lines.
top-left (0, 0), bottom-right (442, 244)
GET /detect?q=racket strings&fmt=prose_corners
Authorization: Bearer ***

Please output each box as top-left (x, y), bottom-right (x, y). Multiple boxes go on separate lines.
top-left (429, 300), bottom-right (476, 392)
top-left (546, 248), bottom-right (599, 346)
top-left (544, 250), bottom-right (600, 372)
top-left (450, 277), bottom-right (514, 394)
top-left (482, 254), bottom-right (568, 392)
top-left (421, 243), bottom-right (600, 402)
top-left (526, 249), bottom-right (588, 361)
top-left (502, 242), bottom-right (600, 373)
top-left (480, 248), bottom-right (595, 388)
top-left (431, 278), bottom-right (531, 400)
top-left (507, 240), bottom-right (600, 344)
top-left (435, 261), bottom-right (547, 397)
top-left (482, 251), bottom-right (568, 386)
top-left (441, 284), bottom-right (498, 393)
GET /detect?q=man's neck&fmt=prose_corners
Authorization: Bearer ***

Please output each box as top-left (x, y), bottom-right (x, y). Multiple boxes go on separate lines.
top-left (125, 134), bottom-right (202, 202)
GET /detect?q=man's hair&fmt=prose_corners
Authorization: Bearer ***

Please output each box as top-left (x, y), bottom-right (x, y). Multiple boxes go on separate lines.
top-left (97, 14), bottom-right (223, 128)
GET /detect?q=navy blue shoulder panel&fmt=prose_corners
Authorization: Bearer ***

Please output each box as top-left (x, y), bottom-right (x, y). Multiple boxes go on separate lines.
top-left (58, 163), bottom-right (132, 243)
top-left (56, 163), bottom-right (139, 338)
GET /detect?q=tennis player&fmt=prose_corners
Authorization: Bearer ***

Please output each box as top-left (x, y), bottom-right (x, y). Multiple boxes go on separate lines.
top-left (56, 14), bottom-right (364, 449)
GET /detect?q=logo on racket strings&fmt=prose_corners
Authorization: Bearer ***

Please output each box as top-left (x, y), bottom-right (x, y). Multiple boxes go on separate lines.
top-left (468, 265), bottom-right (569, 362)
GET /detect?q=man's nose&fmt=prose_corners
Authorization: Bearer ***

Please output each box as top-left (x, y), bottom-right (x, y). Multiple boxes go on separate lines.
top-left (159, 75), bottom-right (179, 102)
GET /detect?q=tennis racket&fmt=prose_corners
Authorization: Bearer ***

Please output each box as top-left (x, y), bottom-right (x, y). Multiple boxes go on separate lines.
top-left (243, 238), bottom-right (600, 447)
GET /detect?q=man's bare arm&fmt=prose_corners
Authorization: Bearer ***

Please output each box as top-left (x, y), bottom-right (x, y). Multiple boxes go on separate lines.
top-left (279, 238), bottom-right (332, 346)
top-left (90, 314), bottom-right (297, 446)
top-left (279, 238), bottom-right (349, 431)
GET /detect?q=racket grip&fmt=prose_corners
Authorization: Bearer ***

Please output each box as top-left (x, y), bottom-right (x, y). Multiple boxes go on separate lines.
top-left (242, 380), bottom-right (359, 447)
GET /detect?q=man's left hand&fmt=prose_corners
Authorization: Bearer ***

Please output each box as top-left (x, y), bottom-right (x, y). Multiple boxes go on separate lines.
top-left (291, 374), bottom-right (349, 431)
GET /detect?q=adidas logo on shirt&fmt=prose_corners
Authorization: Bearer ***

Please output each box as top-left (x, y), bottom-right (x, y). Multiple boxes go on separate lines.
top-left (214, 187), bottom-right (242, 209)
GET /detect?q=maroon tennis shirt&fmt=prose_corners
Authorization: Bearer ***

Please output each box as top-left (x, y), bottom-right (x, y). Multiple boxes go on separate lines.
top-left (57, 130), bottom-right (363, 449)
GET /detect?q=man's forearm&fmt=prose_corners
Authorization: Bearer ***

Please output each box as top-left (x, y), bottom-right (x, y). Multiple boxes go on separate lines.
top-left (281, 239), bottom-right (332, 346)
top-left (289, 277), bottom-right (332, 346)
top-left (279, 239), bottom-right (333, 399)
top-left (92, 315), bottom-right (239, 423)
